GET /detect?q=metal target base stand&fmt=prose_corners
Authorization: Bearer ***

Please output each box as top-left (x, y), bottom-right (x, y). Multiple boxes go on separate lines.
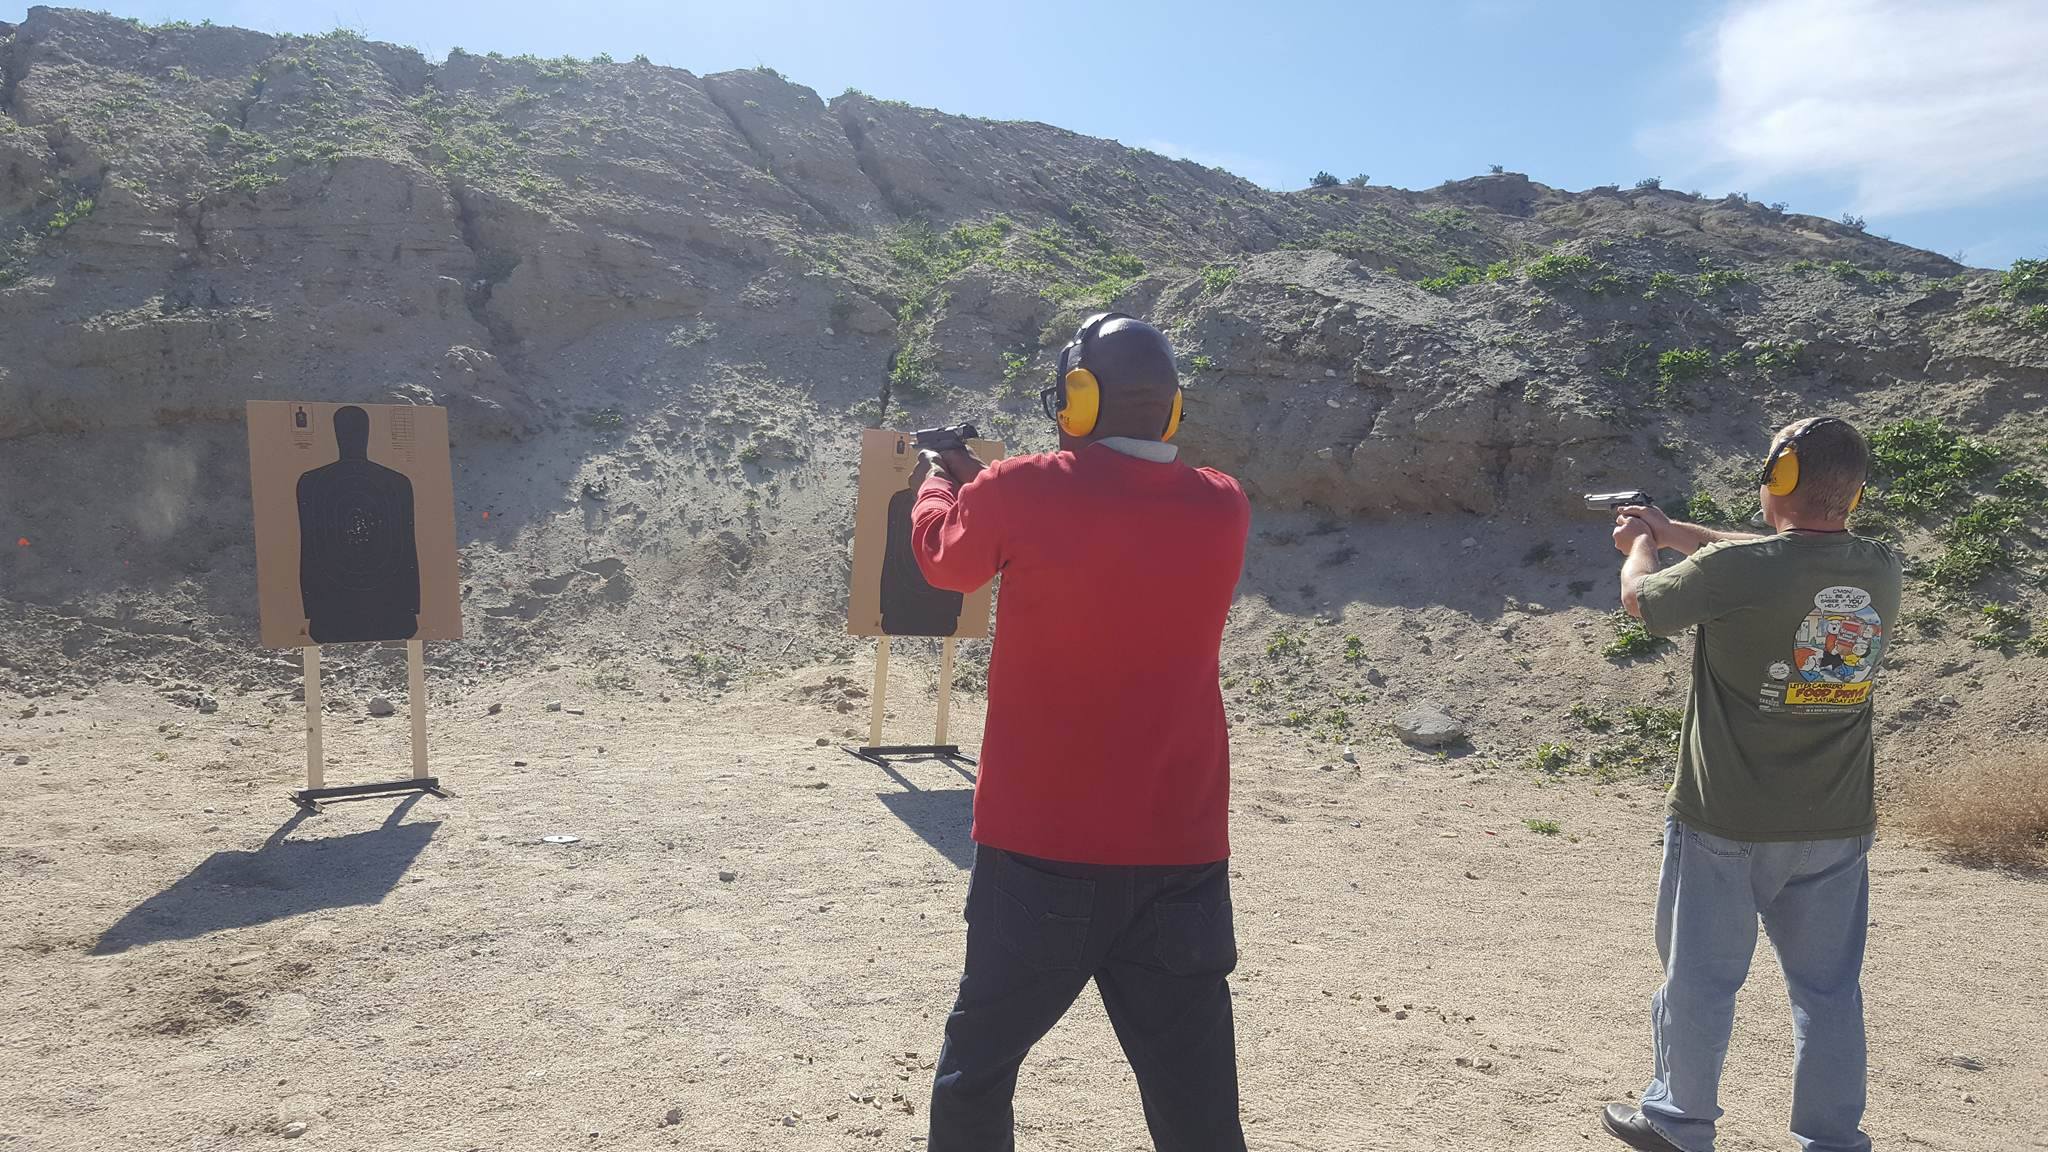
top-left (840, 637), bottom-right (979, 769)
top-left (289, 639), bottom-right (456, 814)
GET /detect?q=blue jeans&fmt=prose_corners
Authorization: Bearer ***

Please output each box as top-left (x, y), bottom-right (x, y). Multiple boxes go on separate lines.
top-left (1641, 817), bottom-right (1873, 1152)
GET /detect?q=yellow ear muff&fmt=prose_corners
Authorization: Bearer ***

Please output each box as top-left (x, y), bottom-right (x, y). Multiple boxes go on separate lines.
top-left (1765, 448), bottom-right (1800, 497)
top-left (1161, 388), bottom-right (1183, 442)
top-left (1847, 485), bottom-right (1863, 515)
top-left (1059, 368), bottom-right (1100, 437)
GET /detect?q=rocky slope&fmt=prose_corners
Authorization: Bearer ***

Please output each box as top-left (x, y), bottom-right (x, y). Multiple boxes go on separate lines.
top-left (3, 7), bottom-right (2045, 782)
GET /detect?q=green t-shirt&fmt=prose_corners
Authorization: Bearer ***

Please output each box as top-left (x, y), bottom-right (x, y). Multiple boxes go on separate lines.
top-left (1636, 531), bottom-right (1902, 842)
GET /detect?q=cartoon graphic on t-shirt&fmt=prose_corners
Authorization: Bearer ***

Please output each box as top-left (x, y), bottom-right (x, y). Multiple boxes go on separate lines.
top-left (1772, 585), bottom-right (1885, 707)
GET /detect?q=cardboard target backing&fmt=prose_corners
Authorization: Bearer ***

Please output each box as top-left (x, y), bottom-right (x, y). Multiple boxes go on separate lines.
top-left (847, 428), bottom-right (1005, 638)
top-left (247, 401), bottom-right (462, 649)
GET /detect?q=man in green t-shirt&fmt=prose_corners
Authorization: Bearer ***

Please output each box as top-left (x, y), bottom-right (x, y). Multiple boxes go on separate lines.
top-left (1598, 417), bottom-right (1900, 1152)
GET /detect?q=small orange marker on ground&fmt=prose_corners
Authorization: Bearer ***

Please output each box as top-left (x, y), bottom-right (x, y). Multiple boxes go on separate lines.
top-left (14, 537), bottom-right (26, 547)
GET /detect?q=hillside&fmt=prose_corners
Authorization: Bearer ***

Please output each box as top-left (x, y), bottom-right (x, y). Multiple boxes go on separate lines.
top-left (3, 5), bottom-right (2047, 788)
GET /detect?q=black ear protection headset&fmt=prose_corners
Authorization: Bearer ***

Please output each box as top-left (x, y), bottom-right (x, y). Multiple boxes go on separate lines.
top-left (1759, 416), bottom-right (1863, 514)
top-left (1040, 311), bottom-right (1184, 441)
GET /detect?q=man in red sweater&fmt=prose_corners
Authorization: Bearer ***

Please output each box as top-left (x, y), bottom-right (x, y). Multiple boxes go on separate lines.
top-left (911, 312), bottom-right (1251, 1151)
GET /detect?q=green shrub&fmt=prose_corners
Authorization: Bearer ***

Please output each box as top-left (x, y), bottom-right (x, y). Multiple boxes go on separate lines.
top-left (1310, 171), bottom-right (1339, 189)
top-left (1634, 177), bottom-right (1662, 190)
top-left (1655, 348), bottom-right (1715, 398)
top-left (1526, 250), bottom-right (1594, 285)
top-left (1868, 418), bottom-right (2000, 516)
top-left (1686, 490), bottom-right (1728, 524)
top-left (1968, 304), bottom-right (2007, 325)
top-left (1695, 267), bottom-right (1750, 294)
top-left (1603, 612), bottom-right (1671, 659)
top-left (1420, 265), bottom-right (1486, 293)
top-left (1567, 702), bottom-right (1613, 733)
top-left (1187, 354), bottom-right (1213, 374)
top-left (1790, 259), bottom-right (1821, 274)
top-left (1525, 818), bottom-right (1563, 835)
top-left (1828, 260), bottom-right (1863, 281)
top-left (1343, 635), bottom-right (1366, 664)
top-left (1644, 270), bottom-right (1682, 298)
top-left (2002, 257), bottom-right (2047, 303)
top-left (1529, 744), bottom-right (1576, 774)
top-left (1346, 174), bottom-right (1370, 187)
top-left (1972, 603), bottom-right (2032, 650)
top-left (2020, 304), bottom-right (2048, 333)
top-left (1200, 264), bottom-right (1237, 292)
top-left (1752, 340), bottom-right (1805, 371)
top-left (1266, 628), bottom-right (1306, 661)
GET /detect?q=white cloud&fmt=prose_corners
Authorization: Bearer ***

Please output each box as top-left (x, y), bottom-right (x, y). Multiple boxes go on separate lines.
top-left (1133, 139), bottom-right (1287, 192)
top-left (1689, 0), bottom-right (2048, 215)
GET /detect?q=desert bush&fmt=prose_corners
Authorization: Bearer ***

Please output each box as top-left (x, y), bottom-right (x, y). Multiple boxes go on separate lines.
top-left (1200, 263), bottom-right (1237, 292)
top-left (1634, 176), bottom-right (1662, 190)
top-left (1911, 757), bottom-right (2048, 869)
top-left (1310, 171), bottom-right (1339, 189)
top-left (1345, 173), bottom-right (1370, 187)
top-left (1999, 257), bottom-right (2045, 303)
top-left (1840, 212), bottom-right (1867, 231)
top-left (1603, 612), bottom-right (1670, 659)
top-left (1488, 164), bottom-right (1505, 175)
top-left (1686, 489), bottom-right (1728, 524)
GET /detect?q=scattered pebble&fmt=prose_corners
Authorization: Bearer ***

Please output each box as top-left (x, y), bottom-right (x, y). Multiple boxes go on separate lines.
top-left (281, 1121), bottom-right (308, 1139)
top-left (1945, 1054), bottom-right (1986, 1071)
top-left (228, 737), bottom-right (243, 747)
top-left (565, 707), bottom-right (586, 716)
top-left (486, 702), bottom-right (502, 715)
top-left (367, 697), bottom-right (395, 717)
top-left (12, 755), bottom-right (26, 766)
top-left (1340, 747), bottom-right (1358, 764)
top-left (718, 870), bottom-right (737, 882)
top-left (544, 701), bottom-right (563, 712)
top-left (512, 760), bottom-right (528, 767)
top-left (196, 694), bottom-right (219, 714)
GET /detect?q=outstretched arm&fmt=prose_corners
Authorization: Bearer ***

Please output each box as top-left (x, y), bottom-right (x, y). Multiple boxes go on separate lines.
top-left (1620, 504), bottom-right (1764, 557)
top-left (910, 457), bottom-right (1006, 593)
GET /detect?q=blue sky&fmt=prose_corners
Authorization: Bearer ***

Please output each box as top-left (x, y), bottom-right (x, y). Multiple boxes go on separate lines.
top-left (32, 0), bottom-right (2048, 269)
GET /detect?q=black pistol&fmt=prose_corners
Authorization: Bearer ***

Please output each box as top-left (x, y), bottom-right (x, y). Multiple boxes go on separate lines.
top-left (1584, 490), bottom-right (1656, 511)
top-left (914, 423), bottom-right (979, 454)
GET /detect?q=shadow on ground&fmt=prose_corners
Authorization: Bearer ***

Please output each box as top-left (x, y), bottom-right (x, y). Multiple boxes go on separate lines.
top-left (877, 788), bottom-right (976, 870)
top-left (91, 797), bottom-right (438, 954)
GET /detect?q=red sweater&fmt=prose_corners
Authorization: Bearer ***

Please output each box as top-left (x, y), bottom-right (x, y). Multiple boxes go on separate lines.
top-left (912, 443), bottom-right (1250, 865)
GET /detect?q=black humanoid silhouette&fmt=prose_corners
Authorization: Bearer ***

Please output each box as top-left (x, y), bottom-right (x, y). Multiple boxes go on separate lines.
top-left (879, 471), bottom-right (963, 637)
top-left (296, 406), bottom-right (420, 643)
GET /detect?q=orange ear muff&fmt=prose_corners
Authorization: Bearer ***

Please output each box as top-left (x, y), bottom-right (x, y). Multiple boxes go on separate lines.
top-left (1058, 368), bottom-right (1100, 437)
top-left (1161, 388), bottom-right (1183, 442)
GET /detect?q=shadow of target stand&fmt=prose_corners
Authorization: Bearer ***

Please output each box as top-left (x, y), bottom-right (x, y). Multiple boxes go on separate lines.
top-left (293, 639), bottom-right (452, 814)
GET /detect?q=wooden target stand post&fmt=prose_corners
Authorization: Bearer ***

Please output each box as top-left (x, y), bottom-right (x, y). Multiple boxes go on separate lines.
top-left (293, 638), bottom-right (451, 814)
top-left (841, 637), bottom-right (978, 768)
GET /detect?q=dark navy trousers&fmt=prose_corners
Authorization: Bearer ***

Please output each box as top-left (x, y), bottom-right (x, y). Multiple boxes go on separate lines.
top-left (928, 845), bottom-right (1246, 1151)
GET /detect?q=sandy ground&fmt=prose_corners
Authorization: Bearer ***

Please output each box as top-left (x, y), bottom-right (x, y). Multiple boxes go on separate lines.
top-left (2, 656), bottom-right (2044, 1152)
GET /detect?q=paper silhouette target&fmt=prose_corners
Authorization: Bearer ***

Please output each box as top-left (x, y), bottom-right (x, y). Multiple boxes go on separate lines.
top-left (847, 428), bottom-right (1004, 638)
top-left (248, 401), bottom-right (462, 648)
